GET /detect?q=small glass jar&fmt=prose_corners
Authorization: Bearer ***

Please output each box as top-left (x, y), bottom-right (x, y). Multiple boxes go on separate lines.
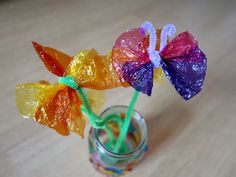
top-left (88, 105), bottom-right (148, 176)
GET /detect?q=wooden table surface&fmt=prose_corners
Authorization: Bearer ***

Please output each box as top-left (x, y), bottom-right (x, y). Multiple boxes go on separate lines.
top-left (1, 0), bottom-right (236, 176)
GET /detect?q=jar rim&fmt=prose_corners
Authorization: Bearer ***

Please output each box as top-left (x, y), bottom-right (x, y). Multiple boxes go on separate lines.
top-left (92, 105), bottom-right (147, 158)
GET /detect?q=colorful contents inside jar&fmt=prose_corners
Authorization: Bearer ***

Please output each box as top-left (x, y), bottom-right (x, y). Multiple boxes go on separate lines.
top-left (89, 106), bottom-right (148, 176)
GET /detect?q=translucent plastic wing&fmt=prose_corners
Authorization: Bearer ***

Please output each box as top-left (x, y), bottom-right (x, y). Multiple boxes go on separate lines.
top-left (66, 49), bottom-right (122, 90)
top-left (32, 42), bottom-right (72, 76)
top-left (160, 32), bottom-right (207, 100)
top-left (16, 82), bottom-right (105, 137)
top-left (160, 31), bottom-right (197, 60)
top-left (122, 61), bottom-right (153, 96)
top-left (111, 28), bottom-right (162, 95)
top-left (16, 82), bottom-right (84, 136)
top-left (111, 28), bottom-right (149, 83)
top-left (87, 89), bottom-right (106, 114)
top-left (15, 82), bottom-right (52, 119)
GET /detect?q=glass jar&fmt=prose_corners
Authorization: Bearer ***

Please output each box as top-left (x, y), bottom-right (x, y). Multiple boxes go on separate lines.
top-left (88, 105), bottom-right (148, 176)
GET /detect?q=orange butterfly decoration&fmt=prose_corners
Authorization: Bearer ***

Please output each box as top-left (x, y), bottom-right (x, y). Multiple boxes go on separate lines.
top-left (15, 42), bottom-right (122, 137)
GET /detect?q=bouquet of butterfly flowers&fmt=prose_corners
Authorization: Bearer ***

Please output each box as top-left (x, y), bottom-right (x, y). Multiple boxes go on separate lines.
top-left (15, 21), bottom-right (207, 152)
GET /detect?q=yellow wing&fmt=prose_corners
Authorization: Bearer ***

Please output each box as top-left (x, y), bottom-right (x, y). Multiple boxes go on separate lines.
top-left (66, 49), bottom-right (123, 90)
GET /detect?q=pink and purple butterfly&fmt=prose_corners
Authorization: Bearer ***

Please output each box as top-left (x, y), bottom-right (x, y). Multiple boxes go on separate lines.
top-left (111, 21), bottom-right (207, 100)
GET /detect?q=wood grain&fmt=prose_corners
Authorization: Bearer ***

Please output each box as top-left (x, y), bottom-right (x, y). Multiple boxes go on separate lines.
top-left (0, 0), bottom-right (236, 176)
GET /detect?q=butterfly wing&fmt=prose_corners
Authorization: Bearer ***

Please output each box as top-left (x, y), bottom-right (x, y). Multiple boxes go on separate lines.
top-left (15, 81), bottom-right (52, 119)
top-left (87, 89), bottom-right (106, 114)
top-left (16, 82), bottom-right (86, 137)
top-left (111, 28), bottom-right (148, 83)
top-left (32, 42), bottom-right (72, 76)
top-left (160, 32), bottom-right (207, 100)
top-left (122, 61), bottom-right (154, 96)
top-left (160, 31), bottom-right (197, 60)
top-left (66, 88), bottom-right (86, 137)
top-left (111, 28), bottom-right (162, 85)
top-left (66, 49), bottom-right (122, 90)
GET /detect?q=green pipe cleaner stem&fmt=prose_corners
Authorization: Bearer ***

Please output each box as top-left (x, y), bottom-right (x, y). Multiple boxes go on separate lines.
top-left (114, 90), bottom-right (140, 153)
top-left (58, 76), bottom-right (123, 144)
top-left (77, 86), bottom-right (123, 148)
top-left (58, 76), bottom-right (139, 152)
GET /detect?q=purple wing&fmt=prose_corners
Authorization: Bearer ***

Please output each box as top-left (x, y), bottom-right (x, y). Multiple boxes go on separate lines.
top-left (161, 46), bottom-right (207, 100)
top-left (122, 61), bottom-right (153, 96)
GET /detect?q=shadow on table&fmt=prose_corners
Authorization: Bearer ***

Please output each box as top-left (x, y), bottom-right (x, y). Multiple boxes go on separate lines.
top-left (0, 0), bottom-right (15, 4)
top-left (145, 100), bottom-right (191, 156)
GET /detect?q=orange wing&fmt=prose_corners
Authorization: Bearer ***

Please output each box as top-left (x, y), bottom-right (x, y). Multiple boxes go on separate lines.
top-left (32, 42), bottom-right (72, 76)
top-left (34, 85), bottom-right (86, 137)
top-left (16, 82), bottom-right (85, 137)
top-left (16, 82), bottom-right (105, 137)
